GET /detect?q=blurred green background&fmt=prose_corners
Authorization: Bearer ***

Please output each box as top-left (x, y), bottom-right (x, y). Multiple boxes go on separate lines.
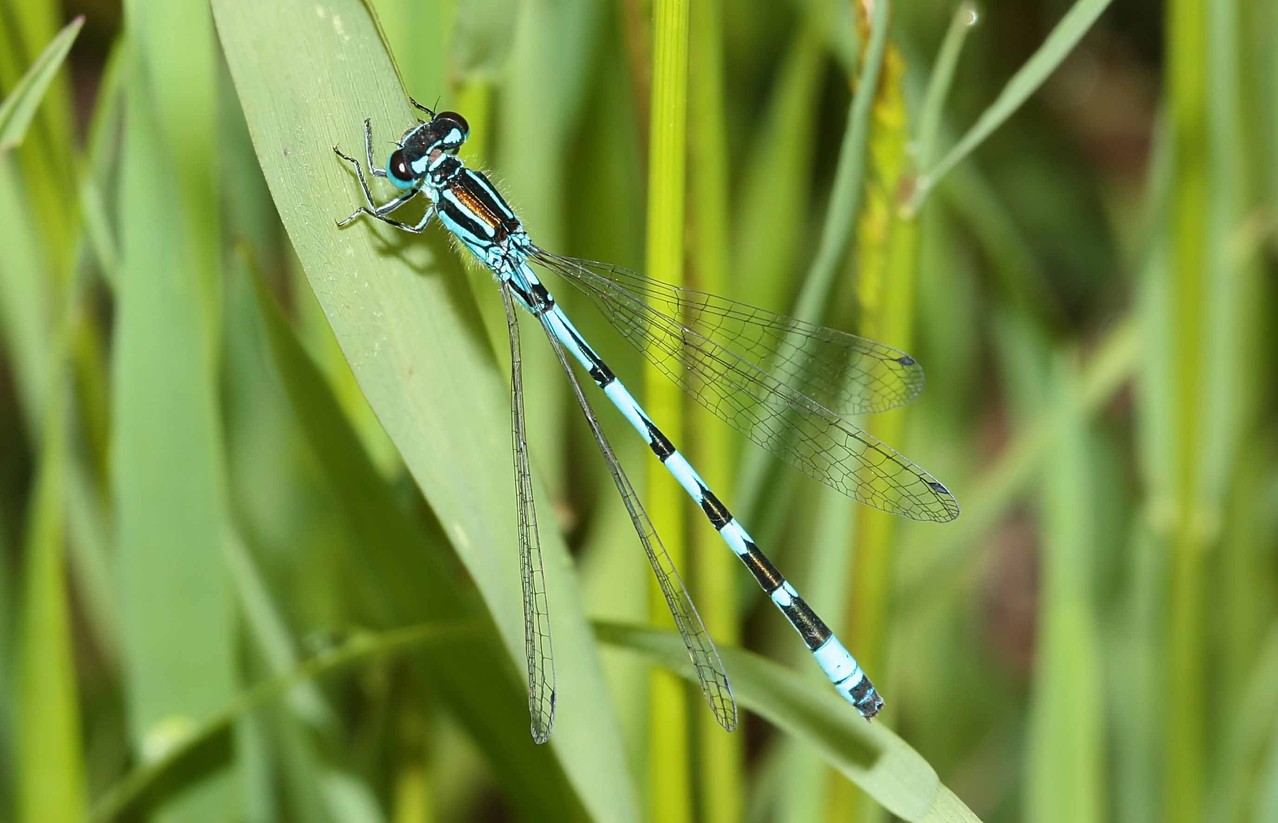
top-left (1, 0), bottom-right (1275, 820)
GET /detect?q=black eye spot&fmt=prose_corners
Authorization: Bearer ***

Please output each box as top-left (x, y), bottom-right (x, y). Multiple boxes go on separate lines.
top-left (389, 149), bottom-right (414, 183)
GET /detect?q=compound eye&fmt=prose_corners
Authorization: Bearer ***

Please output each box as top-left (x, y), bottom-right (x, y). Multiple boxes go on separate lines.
top-left (435, 111), bottom-right (470, 150)
top-left (387, 149), bottom-right (415, 188)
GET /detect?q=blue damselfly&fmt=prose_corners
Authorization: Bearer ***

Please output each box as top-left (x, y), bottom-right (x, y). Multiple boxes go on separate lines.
top-left (334, 102), bottom-right (958, 743)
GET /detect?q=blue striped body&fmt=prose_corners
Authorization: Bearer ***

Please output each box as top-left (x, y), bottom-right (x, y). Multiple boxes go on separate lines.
top-left (332, 108), bottom-right (909, 737)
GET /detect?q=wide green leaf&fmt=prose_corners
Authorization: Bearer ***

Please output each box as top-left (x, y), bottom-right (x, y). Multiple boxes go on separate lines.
top-left (210, 0), bottom-right (636, 818)
top-left (114, 0), bottom-right (237, 815)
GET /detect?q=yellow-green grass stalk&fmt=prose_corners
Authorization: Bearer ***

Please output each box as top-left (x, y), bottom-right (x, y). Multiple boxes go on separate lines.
top-left (18, 308), bottom-right (85, 823)
top-left (688, 0), bottom-right (743, 819)
top-left (645, 0), bottom-right (693, 818)
top-left (839, 0), bottom-right (979, 742)
top-left (831, 4), bottom-right (916, 820)
top-left (1157, 0), bottom-right (1210, 819)
top-left (1167, 0), bottom-right (1266, 818)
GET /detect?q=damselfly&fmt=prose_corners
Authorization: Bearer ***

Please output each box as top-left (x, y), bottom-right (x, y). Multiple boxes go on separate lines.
top-left (334, 102), bottom-right (958, 743)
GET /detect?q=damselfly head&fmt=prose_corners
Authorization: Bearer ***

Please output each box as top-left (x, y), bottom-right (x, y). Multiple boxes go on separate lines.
top-left (400, 111), bottom-right (468, 158)
top-left (387, 111), bottom-right (471, 189)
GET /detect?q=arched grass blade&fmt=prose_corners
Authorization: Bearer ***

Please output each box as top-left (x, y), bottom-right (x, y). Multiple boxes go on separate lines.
top-left (598, 622), bottom-right (983, 822)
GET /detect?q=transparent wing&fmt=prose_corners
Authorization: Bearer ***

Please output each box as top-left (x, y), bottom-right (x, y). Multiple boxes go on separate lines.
top-left (533, 308), bottom-right (738, 731)
top-left (501, 285), bottom-right (556, 744)
top-left (532, 252), bottom-right (959, 523)
top-left (532, 252), bottom-right (924, 415)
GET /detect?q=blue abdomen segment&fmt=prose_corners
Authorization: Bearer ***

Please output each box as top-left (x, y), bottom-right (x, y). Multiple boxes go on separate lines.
top-left (531, 280), bottom-right (883, 719)
top-left (813, 636), bottom-right (882, 716)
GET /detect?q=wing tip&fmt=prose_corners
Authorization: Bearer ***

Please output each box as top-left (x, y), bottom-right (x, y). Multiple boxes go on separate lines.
top-left (924, 479), bottom-right (961, 522)
top-left (530, 691), bottom-right (557, 744)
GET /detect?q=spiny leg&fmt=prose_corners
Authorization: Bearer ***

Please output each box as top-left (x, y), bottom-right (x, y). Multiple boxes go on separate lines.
top-left (362, 117), bottom-right (387, 177)
top-left (332, 144), bottom-right (435, 233)
top-left (334, 187), bottom-right (420, 226)
top-left (339, 205), bottom-right (435, 234)
top-left (333, 136), bottom-right (396, 211)
top-left (501, 284), bottom-right (557, 744)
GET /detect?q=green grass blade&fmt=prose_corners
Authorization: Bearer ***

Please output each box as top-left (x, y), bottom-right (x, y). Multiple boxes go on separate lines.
top-left (91, 623), bottom-right (474, 823)
top-left (1209, 621), bottom-right (1278, 820)
top-left (737, 0), bottom-right (890, 513)
top-left (912, 0), bottom-right (1115, 208)
top-left (689, 0), bottom-right (744, 818)
top-left (1159, 0), bottom-right (1211, 818)
top-left (127, 0), bottom-right (223, 335)
top-left (1205, 0), bottom-right (1268, 723)
top-left (222, 528), bottom-right (389, 823)
top-left (114, 51), bottom-right (238, 821)
top-left (211, 0), bottom-right (637, 817)
top-left (598, 622), bottom-right (984, 822)
top-left (0, 161), bottom-right (52, 429)
top-left (62, 37), bottom-right (125, 663)
top-left (18, 355), bottom-right (85, 822)
top-left (645, 2), bottom-right (694, 818)
top-left (0, 2), bottom-right (78, 276)
top-left (792, 0), bottom-right (889, 324)
top-left (913, 2), bottom-right (978, 174)
top-left (1025, 355), bottom-right (1104, 822)
top-left (732, 22), bottom-right (824, 315)
top-left (840, 10), bottom-right (923, 819)
top-left (0, 15), bottom-right (82, 152)
top-left (222, 528), bottom-right (335, 731)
